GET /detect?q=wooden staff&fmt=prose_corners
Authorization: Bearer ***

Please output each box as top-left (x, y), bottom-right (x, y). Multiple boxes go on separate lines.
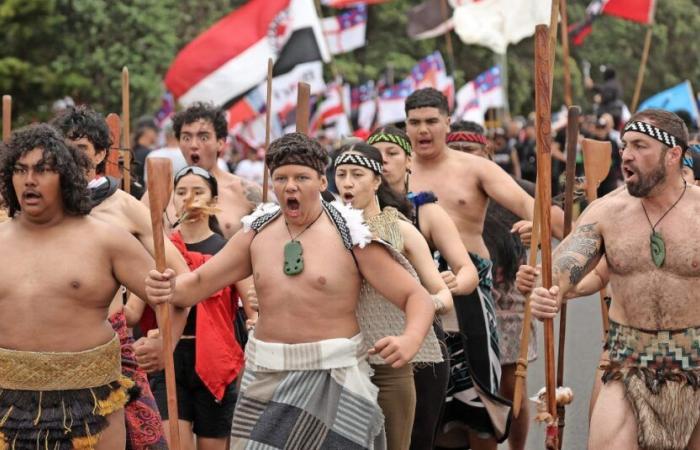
top-left (146, 158), bottom-right (181, 450)
top-left (630, 25), bottom-right (653, 112)
top-left (582, 138), bottom-right (612, 335)
top-left (262, 58), bottom-right (273, 203)
top-left (513, 179), bottom-right (541, 418)
top-left (105, 114), bottom-right (122, 178)
top-left (559, 0), bottom-right (573, 107)
top-left (534, 24), bottom-right (558, 449)
top-left (547, 0), bottom-right (559, 98)
top-left (122, 67), bottom-right (131, 194)
top-left (2, 95), bottom-right (11, 143)
top-left (556, 105), bottom-right (580, 448)
top-left (296, 82), bottom-right (311, 135)
top-left (439, 0), bottom-right (456, 76)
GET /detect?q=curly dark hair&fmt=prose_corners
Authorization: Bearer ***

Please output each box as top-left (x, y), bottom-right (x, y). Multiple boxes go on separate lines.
top-left (172, 102), bottom-right (228, 141)
top-left (405, 88), bottom-right (449, 116)
top-left (335, 142), bottom-right (413, 218)
top-left (266, 132), bottom-right (328, 175)
top-left (51, 105), bottom-right (111, 174)
top-left (0, 124), bottom-right (92, 217)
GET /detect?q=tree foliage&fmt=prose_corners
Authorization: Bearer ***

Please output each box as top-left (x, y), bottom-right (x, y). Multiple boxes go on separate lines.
top-left (2, 0), bottom-right (699, 126)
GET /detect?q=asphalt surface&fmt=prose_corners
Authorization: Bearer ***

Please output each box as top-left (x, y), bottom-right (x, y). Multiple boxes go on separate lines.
top-left (498, 291), bottom-right (603, 450)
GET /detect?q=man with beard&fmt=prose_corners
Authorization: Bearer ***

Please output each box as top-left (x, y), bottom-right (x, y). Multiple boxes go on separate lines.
top-left (145, 132), bottom-right (435, 449)
top-left (529, 109), bottom-right (700, 450)
top-left (404, 88), bottom-right (563, 449)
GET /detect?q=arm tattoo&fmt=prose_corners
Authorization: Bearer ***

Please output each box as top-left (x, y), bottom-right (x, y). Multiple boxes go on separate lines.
top-left (242, 180), bottom-right (262, 207)
top-left (553, 223), bottom-right (602, 286)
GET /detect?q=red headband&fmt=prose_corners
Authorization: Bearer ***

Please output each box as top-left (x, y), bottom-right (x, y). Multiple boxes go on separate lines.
top-left (446, 131), bottom-right (488, 145)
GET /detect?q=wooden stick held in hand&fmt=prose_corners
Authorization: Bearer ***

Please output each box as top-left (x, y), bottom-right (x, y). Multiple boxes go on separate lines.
top-left (122, 67), bottom-right (131, 194)
top-left (2, 95), bottom-right (11, 143)
top-left (296, 82), bottom-right (311, 135)
top-left (556, 105), bottom-right (580, 448)
top-left (534, 24), bottom-right (558, 449)
top-left (146, 158), bottom-right (181, 450)
top-left (105, 114), bottom-right (122, 179)
top-left (262, 58), bottom-right (273, 203)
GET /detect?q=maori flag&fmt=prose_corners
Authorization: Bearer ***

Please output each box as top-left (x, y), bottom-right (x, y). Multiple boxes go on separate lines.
top-left (165, 0), bottom-right (329, 107)
top-left (569, 0), bottom-right (656, 46)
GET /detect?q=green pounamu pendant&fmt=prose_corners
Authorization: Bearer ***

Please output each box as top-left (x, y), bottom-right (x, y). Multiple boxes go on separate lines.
top-left (284, 240), bottom-right (304, 276)
top-left (650, 231), bottom-right (665, 268)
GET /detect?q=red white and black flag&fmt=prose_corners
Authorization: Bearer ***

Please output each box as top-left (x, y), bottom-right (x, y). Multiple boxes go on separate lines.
top-left (569, 0), bottom-right (656, 46)
top-left (165, 0), bottom-right (330, 107)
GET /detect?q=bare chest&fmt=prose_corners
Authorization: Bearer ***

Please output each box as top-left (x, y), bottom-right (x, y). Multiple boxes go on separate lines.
top-left (411, 168), bottom-right (487, 227)
top-left (217, 189), bottom-right (251, 238)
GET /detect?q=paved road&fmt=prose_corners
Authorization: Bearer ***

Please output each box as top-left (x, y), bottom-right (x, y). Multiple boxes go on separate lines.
top-left (498, 291), bottom-right (603, 450)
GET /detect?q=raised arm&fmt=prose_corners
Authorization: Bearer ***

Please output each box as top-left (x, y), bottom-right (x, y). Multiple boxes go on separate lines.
top-left (420, 203), bottom-right (478, 294)
top-left (552, 219), bottom-right (605, 298)
top-left (176, 229), bottom-right (254, 306)
top-left (354, 242), bottom-right (434, 368)
top-left (399, 221), bottom-right (453, 314)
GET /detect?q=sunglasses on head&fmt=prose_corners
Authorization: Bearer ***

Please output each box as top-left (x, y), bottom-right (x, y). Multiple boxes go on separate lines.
top-left (174, 166), bottom-right (213, 184)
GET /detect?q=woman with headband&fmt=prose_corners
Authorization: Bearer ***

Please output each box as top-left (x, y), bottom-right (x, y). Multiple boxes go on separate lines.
top-left (367, 125), bottom-right (479, 450)
top-left (334, 142), bottom-right (451, 450)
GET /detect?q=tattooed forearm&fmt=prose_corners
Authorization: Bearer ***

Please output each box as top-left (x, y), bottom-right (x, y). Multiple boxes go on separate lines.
top-left (242, 180), bottom-right (263, 207)
top-left (553, 223), bottom-right (603, 288)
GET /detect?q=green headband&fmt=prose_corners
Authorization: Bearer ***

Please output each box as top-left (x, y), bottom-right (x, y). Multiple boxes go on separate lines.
top-left (367, 132), bottom-right (412, 156)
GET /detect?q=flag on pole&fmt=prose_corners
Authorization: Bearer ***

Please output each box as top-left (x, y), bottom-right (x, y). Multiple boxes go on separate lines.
top-left (321, 5), bottom-right (367, 54)
top-left (406, 0), bottom-right (453, 40)
top-left (377, 79), bottom-right (414, 126)
top-left (452, 0), bottom-right (551, 54)
top-left (569, 0), bottom-right (656, 46)
top-left (453, 66), bottom-right (505, 124)
top-left (351, 81), bottom-right (377, 131)
top-left (310, 82), bottom-right (352, 138)
top-left (165, 0), bottom-right (329, 107)
top-left (454, 81), bottom-right (484, 124)
top-left (638, 80), bottom-right (699, 121)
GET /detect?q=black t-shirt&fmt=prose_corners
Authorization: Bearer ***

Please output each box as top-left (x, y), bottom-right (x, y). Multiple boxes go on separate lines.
top-left (183, 233), bottom-right (228, 335)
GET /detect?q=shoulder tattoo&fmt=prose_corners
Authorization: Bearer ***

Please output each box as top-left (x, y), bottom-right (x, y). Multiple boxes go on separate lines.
top-left (553, 222), bottom-right (602, 286)
top-left (242, 180), bottom-right (262, 207)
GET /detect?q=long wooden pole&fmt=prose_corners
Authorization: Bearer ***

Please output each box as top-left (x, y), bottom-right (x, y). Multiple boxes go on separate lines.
top-left (439, 0), bottom-right (456, 76)
top-left (548, 0), bottom-right (559, 99)
top-left (559, 0), bottom-right (573, 107)
top-left (534, 24), bottom-right (558, 450)
top-left (146, 158), bottom-right (181, 450)
top-left (556, 105), bottom-right (580, 448)
top-left (630, 25), bottom-right (653, 112)
top-left (2, 95), bottom-right (11, 143)
top-left (105, 113), bottom-right (122, 178)
top-left (262, 59), bottom-right (273, 203)
top-left (296, 82), bottom-right (311, 135)
top-left (122, 67), bottom-right (131, 194)
top-left (512, 179), bottom-right (541, 418)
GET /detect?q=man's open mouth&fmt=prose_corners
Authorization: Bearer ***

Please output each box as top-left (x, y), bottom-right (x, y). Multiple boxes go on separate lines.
top-left (190, 153), bottom-right (201, 164)
top-left (286, 198), bottom-right (300, 211)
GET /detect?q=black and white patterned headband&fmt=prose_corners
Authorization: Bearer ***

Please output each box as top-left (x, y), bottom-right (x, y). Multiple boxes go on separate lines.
top-left (334, 153), bottom-right (383, 175)
top-left (623, 121), bottom-right (686, 149)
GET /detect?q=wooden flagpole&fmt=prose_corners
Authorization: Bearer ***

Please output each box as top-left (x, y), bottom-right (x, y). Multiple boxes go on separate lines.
top-left (296, 82), bottom-right (311, 135)
top-left (146, 158), bottom-right (181, 450)
top-left (534, 24), bottom-right (558, 450)
top-left (559, 0), bottom-right (573, 107)
top-left (439, 0), bottom-right (457, 76)
top-left (262, 59), bottom-right (273, 203)
top-left (630, 25), bottom-right (653, 112)
top-left (2, 95), bottom-right (11, 143)
top-left (556, 105), bottom-right (580, 448)
top-left (122, 67), bottom-right (131, 194)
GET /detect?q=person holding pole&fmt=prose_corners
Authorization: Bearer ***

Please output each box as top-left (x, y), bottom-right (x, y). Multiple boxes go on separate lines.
top-left (528, 109), bottom-right (700, 450)
top-left (145, 132), bottom-right (435, 450)
top-left (0, 124), bottom-right (154, 449)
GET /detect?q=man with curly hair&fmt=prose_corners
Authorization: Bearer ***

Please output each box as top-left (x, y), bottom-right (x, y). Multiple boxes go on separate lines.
top-left (0, 124), bottom-right (157, 449)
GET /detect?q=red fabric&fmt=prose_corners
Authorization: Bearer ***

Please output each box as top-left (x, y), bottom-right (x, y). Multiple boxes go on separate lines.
top-left (164, 0), bottom-right (291, 98)
top-left (446, 131), bottom-right (488, 145)
top-left (169, 232), bottom-right (244, 400)
top-left (603, 0), bottom-right (655, 24)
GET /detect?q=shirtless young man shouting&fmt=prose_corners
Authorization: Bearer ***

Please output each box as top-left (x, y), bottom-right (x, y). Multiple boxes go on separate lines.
top-left (530, 109), bottom-right (700, 450)
top-left (145, 133), bottom-right (435, 449)
top-left (0, 124), bottom-right (155, 449)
